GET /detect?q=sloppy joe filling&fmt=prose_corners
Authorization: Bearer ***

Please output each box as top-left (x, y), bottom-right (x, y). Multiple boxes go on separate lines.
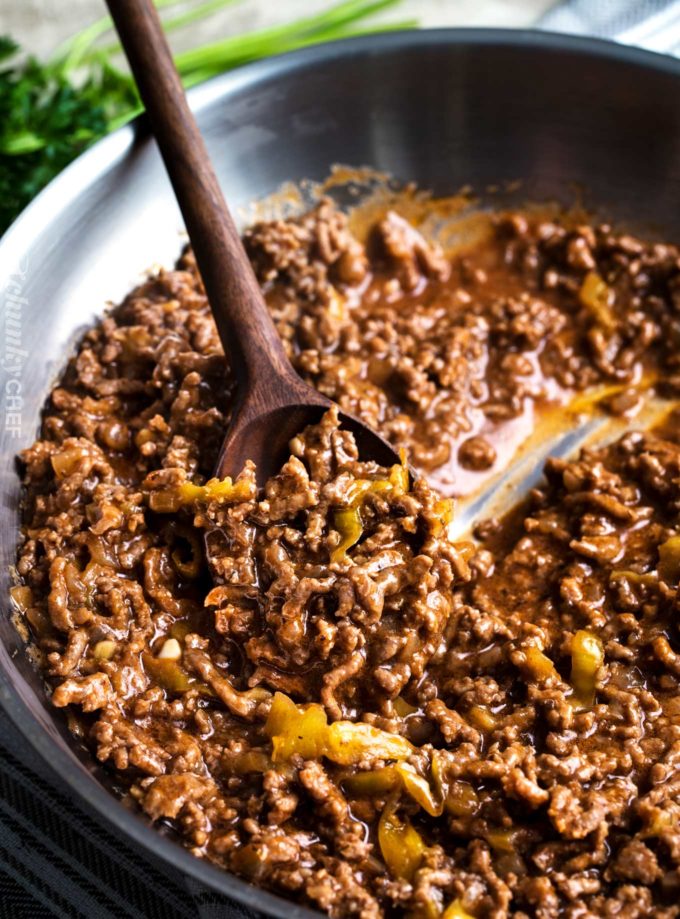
top-left (14, 200), bottom-right (680, 917)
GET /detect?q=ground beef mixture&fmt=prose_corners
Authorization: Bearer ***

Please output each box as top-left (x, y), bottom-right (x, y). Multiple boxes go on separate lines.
top-left (13, 200), bottom-right (680, 917)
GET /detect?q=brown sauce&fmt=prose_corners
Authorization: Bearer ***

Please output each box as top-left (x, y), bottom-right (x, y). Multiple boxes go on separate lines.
top-left (13, 199), bottom-right (680, 918)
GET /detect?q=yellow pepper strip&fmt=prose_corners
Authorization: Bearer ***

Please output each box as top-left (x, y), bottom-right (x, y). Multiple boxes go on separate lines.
top-left (169, 619), bottom-right (192, 641)
top-left (570, 630), bottom-right (604, 707)
top-left (266, 692), bottom-right (329, 761)
top-left (522, 646), bottom-right (559, 682)
top-left (344, 762), bottom-right (442, 817)
top-left (378, 808), bottom-right (426, 882)
top-left (142, 652), bottom-right (211, 695)
top-left (382, 763), bottom-right (442, 816)
top-left (331, 455), bottom-right (411, 563)
top-left (346, 477), bottom-right (393, 505)
top-left (444, 781), bottom-right (480, 818)
top-left (579, 271), bottom-right (616, 331)
top-left (432, 497), bottom-right (455, 537)
top-left (344, 766), bottom-right (397, 797)
top-left (265, 692), bottom-right (413, 765)
top-left (331, 507), bottom-right (364, 563)
top-left (658, 535), bottom-right (680, 584)
top-left (148, 476), bottom-right (253, 513)
top-left (277, 704), bottom-right (329, 761)
top-left (265, 690), bottom-right (298, 737)
top-left (610, 569), bottom-right (658, 587)
top-left (567, 370), bottom-right (657, 416)
top-left (486, 828), bottom-right (517, 853)
top-left (410, 899), bottom-right (442, 919)
top-left (327, 721), bottom-right (414, 765)
top-left (468, 705), bottom-right (498, 732)
top-left (390, 452), bottom-right (410, 494)
top-left (443, 899), bottom-right (475, 919)
top-left (393, 696), bottom-right (418, 718)
top-left (567, 382), bottom-right (628, 415)
top-left (179, 478), bottom-right (252, 505)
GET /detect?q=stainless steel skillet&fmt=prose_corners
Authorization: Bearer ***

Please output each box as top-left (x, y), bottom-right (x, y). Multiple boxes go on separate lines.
top-left (1, 28), bottom-right (680, 917)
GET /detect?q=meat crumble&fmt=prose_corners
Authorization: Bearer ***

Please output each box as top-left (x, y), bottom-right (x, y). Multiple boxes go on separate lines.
top-left (12, 199), bottom-right (680, 917)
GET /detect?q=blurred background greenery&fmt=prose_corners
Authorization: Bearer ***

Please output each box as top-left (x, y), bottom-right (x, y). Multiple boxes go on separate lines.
top-left (0, 0), bottom-right (553, 233)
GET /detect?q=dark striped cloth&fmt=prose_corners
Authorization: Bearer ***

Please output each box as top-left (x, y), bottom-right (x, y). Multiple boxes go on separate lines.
top-left (539, 0), bottom-right (680, 55)
top-left (0, 709), bottom-right (255, 919)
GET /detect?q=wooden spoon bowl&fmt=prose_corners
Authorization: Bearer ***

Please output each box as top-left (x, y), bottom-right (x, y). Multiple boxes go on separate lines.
top-left (106, 0), bottom-right (401, 488)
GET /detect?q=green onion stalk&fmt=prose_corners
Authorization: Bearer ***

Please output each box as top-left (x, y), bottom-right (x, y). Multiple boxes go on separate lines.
top-left (0, 0), bottom-right (415, 233)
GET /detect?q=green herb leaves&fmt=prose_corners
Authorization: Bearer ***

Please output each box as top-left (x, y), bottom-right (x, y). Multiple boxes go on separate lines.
top-left (0, 0), bottom-right (411, 235)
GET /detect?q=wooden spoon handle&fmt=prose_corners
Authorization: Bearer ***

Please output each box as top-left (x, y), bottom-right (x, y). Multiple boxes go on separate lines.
top-left (105, 0), bottom-right (293, 390)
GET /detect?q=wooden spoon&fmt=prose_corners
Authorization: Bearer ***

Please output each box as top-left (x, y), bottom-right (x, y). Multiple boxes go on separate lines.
top-left (105, 0), bottom-right (401, 485)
